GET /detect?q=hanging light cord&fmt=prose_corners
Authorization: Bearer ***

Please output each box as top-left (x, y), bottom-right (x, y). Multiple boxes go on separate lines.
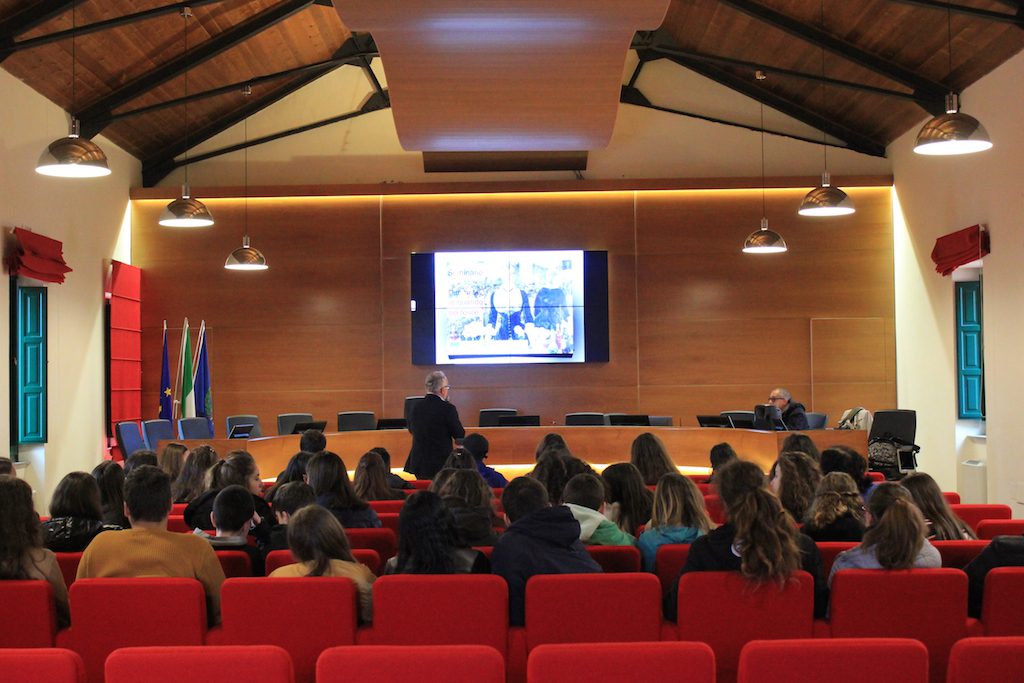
top-left (243, 116), bottom-right (248, 240)
top-left (183, 8), bottom-right (190, 187)
top-left (760, 101), bottom-right (766, 219)
top-left (70, 4), bottom-right (76, 115)
top-left (819, 0), bottom-right (827, 173)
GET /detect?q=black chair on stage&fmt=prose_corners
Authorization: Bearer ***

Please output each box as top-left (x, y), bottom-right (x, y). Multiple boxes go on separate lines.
top-left (226, 414), bottom-right (263, 438)
top-left (565, 412), bottom-right (606, 426)
top-left (277, 413), bottom-right (313, 436)
top-left (338, 411), bottom-right (376, 432)
top-left (805, 412), bottom-right (829, 430)
top-left (404, 396), bottom-right (425, 424)
top-left (479, 408), bottom-right (517, 427)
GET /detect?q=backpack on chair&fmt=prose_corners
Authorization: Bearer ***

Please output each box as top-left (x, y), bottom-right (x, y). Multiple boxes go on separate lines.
top-left (837, 407), bottom-right (873, 431)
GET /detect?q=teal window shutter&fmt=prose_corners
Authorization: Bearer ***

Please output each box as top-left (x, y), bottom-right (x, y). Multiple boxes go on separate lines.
top-left (955, 281), bottom-right (984, 419)
top-left (16, 286), bottom-right (47, 443)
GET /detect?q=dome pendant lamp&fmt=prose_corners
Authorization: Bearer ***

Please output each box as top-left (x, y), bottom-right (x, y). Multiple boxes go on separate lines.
top-left (743, 95), bottom-right (788, 254)
top-left (35, 5), bottom-right (111, 178)
top-left (225, 112), bottom-right (267, 271)
top-left (160, 8), bottom-right (214, 228)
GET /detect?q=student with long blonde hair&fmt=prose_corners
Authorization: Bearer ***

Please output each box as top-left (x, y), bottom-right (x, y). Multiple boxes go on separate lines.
top-left (802, 472), bottom-right (866, 542)
top-left (638, 473), bottom-right (712, 572)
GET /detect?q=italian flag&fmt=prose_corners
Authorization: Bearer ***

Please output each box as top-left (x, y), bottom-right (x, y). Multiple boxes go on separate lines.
top-left (180, 319), bottom-right (195, 418)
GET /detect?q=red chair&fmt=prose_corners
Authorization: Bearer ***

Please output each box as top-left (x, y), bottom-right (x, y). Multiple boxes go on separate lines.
top-left (57, 578), bottom-right (206, 683)
top-left (697, 483), bottom-right (712, 495)
top-left (947, 637), bottom-right (1024, 683)
top-left (829, 569), bottom-right (969, 683)
top-left (361, 575), bottom-right (507, 657)
top-left (318, 645), bottom-right (504, 683)
top-left (867, 472), bottom-right (885, 483)
top-left (166, 515), bottom-right (191, 533)
top-left (0, 648), bottom-right (85, 683)
top-left (815, 542), bottom-right (858, 577)
top-left (934, 540), bottom-right (990, 569)
top-left (105, 645), bottom-right (293, 683)
top-left (528, 641), bottom-right (715, 683)
top-left (655, 543), bottom-right (691, 594)
top-left (0, 581), bottom-right (57, 647)
top-left (737, 638), bottom-right (929, 683)
top-left (676, 571), bottom-right (815, 683)
top-left (410, 480), bottom-right (431, 490)
top-left (368, 500), bottom-right (405, 514)
top-left (586, 545), bottom-right (641, 572)
top-left (345, 528), bottom-right (397, 564)
top-left (208, 577), bottom-right (357, 683)
top-left (943, 491), bottom-right (961, 505)
top-left (951, 504), bottom-right (1012, 534)
top-left (170, 503), bottom-right (188, 515)
top-left (525, 574), bottom-right (663, 651)
top-left (703, 494), bottom-right (726, 524)
top-left (56, 552), bottom-right (83, 588)
top-left (981, 567), bottom-right (1024, 635)
top-left (977, 519), bottom-right (1024, 540)
top-left (378, 512), bottom-right (400, 535)
top-left (215, 551), bottom-right (253, 578)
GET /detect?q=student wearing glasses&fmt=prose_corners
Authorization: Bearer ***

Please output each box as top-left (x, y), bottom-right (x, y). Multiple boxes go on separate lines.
top-left (768, 387), bottom-right (809, 430)
top-left (405, 370), bottom-right (466, 480)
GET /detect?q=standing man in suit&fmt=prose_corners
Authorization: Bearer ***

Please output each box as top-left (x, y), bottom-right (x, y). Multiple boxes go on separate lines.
top-left (405, 370), bottom-right (465, 480)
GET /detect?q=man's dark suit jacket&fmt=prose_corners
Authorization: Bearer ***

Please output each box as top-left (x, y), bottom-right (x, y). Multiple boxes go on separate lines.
top-left (404, 393), bottom-right (465, 479)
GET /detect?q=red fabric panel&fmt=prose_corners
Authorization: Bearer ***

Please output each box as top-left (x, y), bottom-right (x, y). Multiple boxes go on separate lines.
top-left (345, 528), bottom-right (397, 564)
top-left (18, 252), bottom-right (72, 276)
top-left (318, 645), bottom-right (505, 683)
top-left (108, 261), bottom-right (142, 460)
top-left (0, 649), bottom-right (85, 683)
top-left (655, 543), bottom-right (691, 594)
top-left (56, 552), bottom-right (83, 589)
top-left (10, 228), bottom-right (72, 283)
top-left (110, 299), bottom-right (141, 330)
top-left (981, 568), bottom-right (1024, 636)
top-left (586, 545), bottom-right (642, 572)
top-left (931, 224), bottom-right (990, 276)
top-left (529, 641), bottom-right (715, 683)
top-left (737, 638), bottom-right (928, 683)
top-left (216, 577), bottom-right (357, 683)
top-left (950, 504), bottom-right (1013, 533)
top-left (106, 645), bottom-right (293, 683)
top-left (947, 637), bottom-right (1024, 683)
top-left (0, 581), bottom-right (57, 647)
top-left (977, 520), bottom-right (1024, 540)
top-left (15, 227), bottom-right (65, 260)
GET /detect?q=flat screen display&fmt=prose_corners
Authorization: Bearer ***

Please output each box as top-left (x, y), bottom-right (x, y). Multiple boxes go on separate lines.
top-left (411, 250), bottom-right (608, 365)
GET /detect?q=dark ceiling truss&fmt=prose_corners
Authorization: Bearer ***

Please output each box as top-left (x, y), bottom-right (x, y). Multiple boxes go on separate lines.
top-left (717, 0), bottom-right (950, 109)
top-left (0, 0), bottom-right (228, 63)
top-left (141, 34), bottom-right (383, 186)
top-left (889, 0), bottom-right (1024, 24)
top-left (0, 0), bottom-right (76, 48)
top-left (77, 0), bottom-right (316, 139)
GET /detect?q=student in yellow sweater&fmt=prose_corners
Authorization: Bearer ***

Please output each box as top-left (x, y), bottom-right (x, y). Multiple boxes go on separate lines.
top-left (77, 466), bottom-right (225, 625)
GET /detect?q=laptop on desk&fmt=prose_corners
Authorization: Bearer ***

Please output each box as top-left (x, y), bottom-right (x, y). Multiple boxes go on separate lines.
top-left (290, 420), bottom-right (327, 434)
top-left (696, 415), bottom-right (734, 428)
top-left (227, 423), bottom-right (255, 439)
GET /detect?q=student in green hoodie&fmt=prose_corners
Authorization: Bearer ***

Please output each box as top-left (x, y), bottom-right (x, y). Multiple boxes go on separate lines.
top-left (562, 473), bottom-right (636, 547)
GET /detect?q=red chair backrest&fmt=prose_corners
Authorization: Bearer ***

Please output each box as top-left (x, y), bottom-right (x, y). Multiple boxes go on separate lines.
top-left (815, 542), bottom-right (858, 577)
top-left (829, 568), bottom-right (968, 683)
top-left (263, 549), bottom-right (380, 576)
top-left (216, 577), bottom-right (357, 683)
top-left (473, 546), bottom-right (495, 558)
top-left (977, 519), bottom-right (1024, 540)
top-left (947, 637), bottom-right (1024, 683)
top-left (933, 540), bottom-right (990, 569)
top-left (703, 494), bottom-right (726, 524)
top-left (943, 491), bottom-right (961, 505)
top-left (215, 551), bottom-right (252, 578)
top-left (64, 578), bottom-right (206, 683)
top-left (367, 575), bottom-right (508, 657)
top-left (585, 545), bottom-right (641, 573)
top-left (655, 544), bottom-right (691, 594)
top-left (105, 645), bottom-right (294, 683)
top-left (737, 638), bottom-right (929, 683)
top-left (525, 573), bottom-right (663, 651)
top-left (867, 472), bottom-right (885, 483)
top-left (317, 645), bottom-right (504, 683)
top-left (950, 504), bottom-right (1012, 533)
top-left (410, 480), bottom-right (431, 490)
top-left (529, 641), bottom-right (715, 683)
top-left (368, 500), bottom-right (405, 514)
top-left (170, 503), bottom-right (188, 515)
top-left (676, 571), bottom-right (815, 683)
top-left (166, 515), bottom-right (191, 533)
top-left (345, 528), bottom-right (397, 564)
top-left (0, 648), bottom-right (85, 683)
top-left (0, 581), bottom-right (56, 647)
top-left (56, 552), bottom-right (83, 589)
top-left (981, 567), bottom-right (1024, 636)
top-left (377, 513), bottom-right (400, 535)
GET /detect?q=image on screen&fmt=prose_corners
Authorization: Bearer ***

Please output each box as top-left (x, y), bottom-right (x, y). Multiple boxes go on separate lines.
top-left (433, 250), bottom-right (585, 364)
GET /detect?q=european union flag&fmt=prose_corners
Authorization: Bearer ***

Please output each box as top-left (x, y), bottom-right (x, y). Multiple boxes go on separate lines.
top-left (159, 321), bottom-right (172, 420)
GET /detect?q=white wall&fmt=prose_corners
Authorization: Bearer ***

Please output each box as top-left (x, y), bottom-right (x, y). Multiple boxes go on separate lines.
top-left (0, 69), bottom-right (140, 511)
top-left (890, 49), bottom-right (1024, 506)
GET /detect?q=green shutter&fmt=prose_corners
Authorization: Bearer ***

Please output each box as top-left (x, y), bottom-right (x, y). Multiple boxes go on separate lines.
top-left (16, 287), bottom-right (47, 443)
top-left (956, 281), bottom-right (984, 419)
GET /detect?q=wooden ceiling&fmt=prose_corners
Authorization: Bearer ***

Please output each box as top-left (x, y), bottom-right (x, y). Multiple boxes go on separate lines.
top-left (2, 0), bottom-right (1021, 185)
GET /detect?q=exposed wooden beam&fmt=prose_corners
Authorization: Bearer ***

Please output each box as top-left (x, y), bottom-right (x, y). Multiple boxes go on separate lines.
top-left (885, 0), bottom-right (1024, 25)
top-left (77, 0), bottom-right (314, 138)
top-left (0, 0), bottom-right (77, 44)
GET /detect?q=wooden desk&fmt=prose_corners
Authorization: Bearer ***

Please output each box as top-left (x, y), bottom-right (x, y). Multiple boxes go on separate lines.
top-left (164, 427), bottom-right (867, 478)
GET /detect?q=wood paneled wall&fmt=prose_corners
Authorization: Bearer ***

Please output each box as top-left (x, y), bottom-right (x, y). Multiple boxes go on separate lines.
top-left (132, 185), bottom-right (895, 441)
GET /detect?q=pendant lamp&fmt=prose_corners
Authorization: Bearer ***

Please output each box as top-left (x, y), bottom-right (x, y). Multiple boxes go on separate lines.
top-left (913, 9), bottom-right (991, 156)
top-left (160, 8), bottom-right (214, 228)
top-left (743, 96), bottom-right (788, 254)
top-left (799, 1), bottom-right (854, 217)
top-left (225, 112), bottom-right (267, 271)
top-left (35, 5), bottom-right (111, 178)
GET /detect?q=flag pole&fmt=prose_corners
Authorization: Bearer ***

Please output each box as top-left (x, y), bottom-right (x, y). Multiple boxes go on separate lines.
top-left (193, 320), bottom-right (206, 385)
top-left (173, 318), bottom-right (188, 421)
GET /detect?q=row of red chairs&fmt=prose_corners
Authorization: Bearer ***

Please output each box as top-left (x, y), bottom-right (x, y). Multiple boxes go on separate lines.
top-left (5, 568), bottom-right (1024, 682)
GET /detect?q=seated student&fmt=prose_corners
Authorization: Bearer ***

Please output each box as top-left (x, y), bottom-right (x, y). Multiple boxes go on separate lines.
top-left (820, 446), bottom-right (876, 501)
top-left (601, 463), bottom-right (654, 538)
top-left (299, 428), bottom-right (327, 455)
top-left (630, 432), bottom-right (677, 487)
top-left (123, 450), bottom-right (158, 476)
top-left (769, 451), bottom-right (822, 523)
top-left (781, 433), bottom-right (821, 463)
top-left (441, 447), bottom-right (476, 471)
top-left (534, 432), bottom-right (568, 461)
top-left (158, 442), bottom-right (188, 482)
top-left (172, 445), bottom-right (219, 504)
top-left (637, 473), bottom-right (712, 572)
top-left (437, 469), bottom-right (502, 547)
top-left (184, 451), bottom-right (274, 548)
top-left (802, 472), bottom-right (866, 542)
top-left (964, 532), bottom-right (1024, 618)
top-left (491, 477), bottom-right (602, 626)
top-left (0, 456), bottom-right (15, 476)
top-left (562, 473), bottom-right (637, 547)
top-left (77, 466), bottom-right (226, 625)
top-left (900, 472), bottom-right (977, 540)
top-left (0, 475), bottom-right (69, 627)
top-left (91, 460), bottom-right (130, 527)
top-left (530, 451), bottom-right (571, 505)
top-left (306, 451), bottom-right (380, 528)
top-left (265, 482), bottom-right (316, 555)
top-left (385, 491), bottom-right (489, 574)
top-left (668, 460), bottom-right (827, 620)
top-left (429, 468), bottom-right (458, 496)
top-left (43, 472), bottom-right (123, 552)
top-left (193, 485), bottom-right (264, 577)
top-left (264, 451), bottom-right (314, 505)
top-left (353, 451), bottom-right (405, 501)
top-left (706, 442), bottom-right (737, 485)
top-left (461, 433), bottom-right (508, 488)
top-left (368, 446), bottom-right (414, 490)
top-left (269, 505), bottom-right (376, 623)
top-left (829, 483), bottom-right (940, 585)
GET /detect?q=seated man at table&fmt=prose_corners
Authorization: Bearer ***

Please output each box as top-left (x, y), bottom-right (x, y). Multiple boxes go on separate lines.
top-left (77, 465), bottom-right (226, 625)
top-left (768, 387), bottom-right (809, 431)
